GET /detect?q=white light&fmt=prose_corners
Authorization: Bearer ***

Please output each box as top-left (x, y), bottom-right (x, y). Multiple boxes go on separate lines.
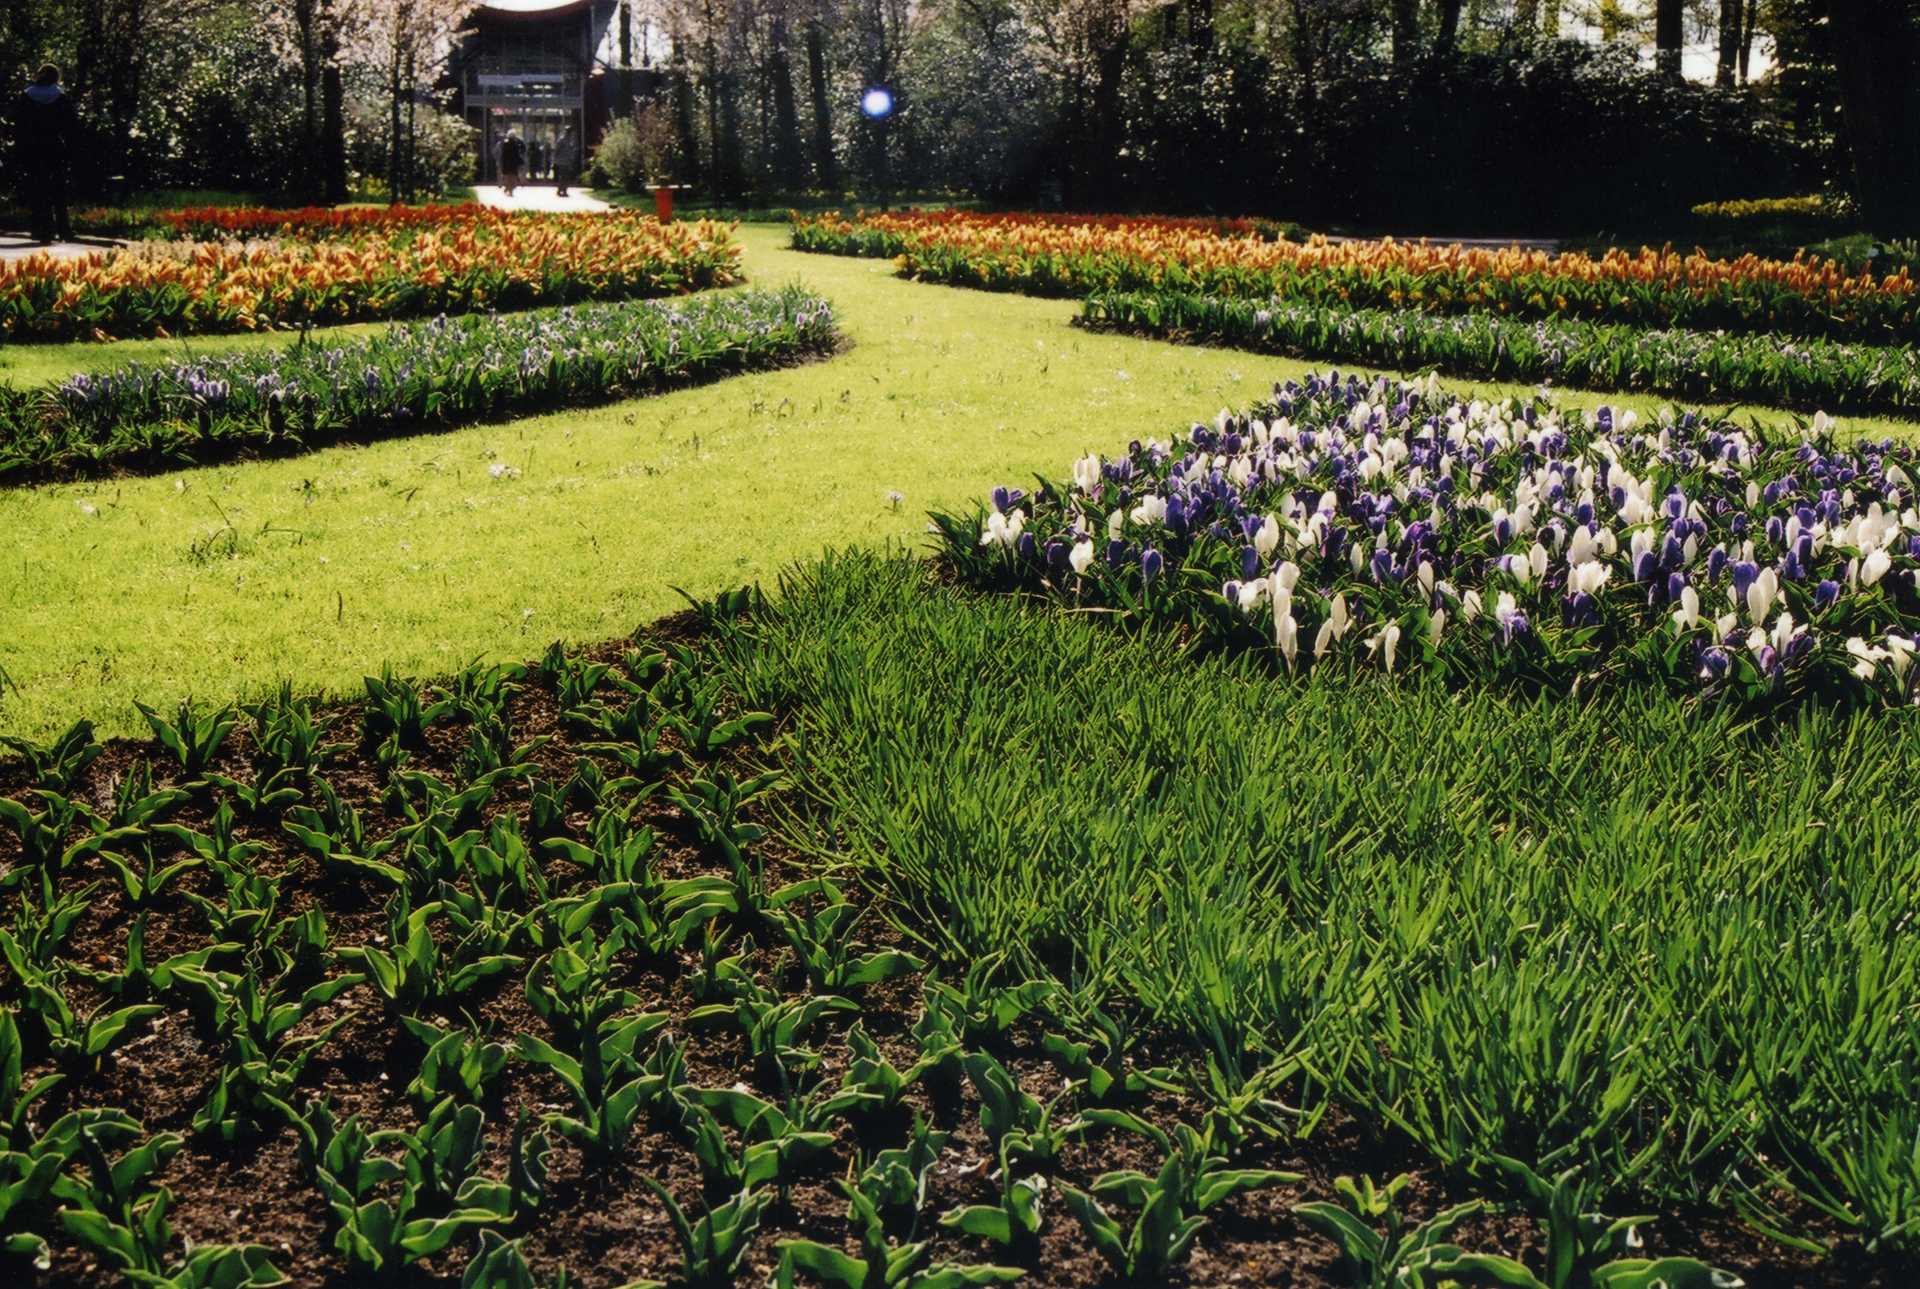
top-left (860, 87), bottom-right (894, 119)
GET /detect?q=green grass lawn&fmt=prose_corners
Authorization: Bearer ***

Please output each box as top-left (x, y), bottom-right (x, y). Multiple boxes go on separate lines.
top-left (5, 223), bottom-right (1917, 743)
top-left (714, 549), bottom-right (1920, 1244)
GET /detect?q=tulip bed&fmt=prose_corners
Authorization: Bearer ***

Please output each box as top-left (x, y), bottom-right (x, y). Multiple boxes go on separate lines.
top-left (0, 211), bottom-right (742, 343)
top-left (0, 287), bottom-right (839, 485)
top-left (0, 615), bottom-right (1763, 1289)
top-left (790, 210), bottom-right (1919, 343)
top-left (148, 203), bottom-right (515, 242)
top-left (936, 369), bottom-right (1920, 708)
top-left (1079, 289), bottom-right (1920, 416)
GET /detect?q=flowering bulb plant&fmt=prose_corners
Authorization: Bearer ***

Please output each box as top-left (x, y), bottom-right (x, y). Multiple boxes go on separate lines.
top-left (793, 210), bottom-right (1920, 343)
top-left (940, 370), bottom-right (1920, 706)
top-left (0, 212), bottom-right (742, 343)
top-left (0, 287), bottom-right (837, 483)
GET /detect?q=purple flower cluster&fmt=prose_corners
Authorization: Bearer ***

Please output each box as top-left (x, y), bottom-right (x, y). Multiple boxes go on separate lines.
top-left (963, 369), bottom-right (1920, 701)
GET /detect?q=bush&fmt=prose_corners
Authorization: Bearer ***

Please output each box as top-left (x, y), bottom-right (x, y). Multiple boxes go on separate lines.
top-left (344, 94), bottom-right (480, 199)
top-left (589, 105), bottom-right (680, 192)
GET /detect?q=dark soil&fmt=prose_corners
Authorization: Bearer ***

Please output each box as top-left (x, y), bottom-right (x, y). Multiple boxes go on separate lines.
top-left (0, 612), bottom-right (1908, 1289)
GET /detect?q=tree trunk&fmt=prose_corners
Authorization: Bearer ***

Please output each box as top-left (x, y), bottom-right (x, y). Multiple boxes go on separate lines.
top-left (1186, 0), bottom-right (1214, 53)
top-left (805, 20), bottom-right (838, 189)
top-left (1514, 0), bottom-right (1539, 40)
top-left (322, 50), bottom-right (347, 201)
top-left (296, 0), bottom-right (322, 199)
top-left (389, 47), bottom-right (403, 201)
top-left (1715, 0), bottom-right (1739, 86)
top-left (1828, 0), bottom-right (1920, 236)
top-left (1654, 0), bottom-right (1683, 80)
top-left (1391, 0), bottom-right (1419, 66)
top-left (1089, 34), bottom-right (1127, 207)
top-left (1737, 0), bottom-right (1758, 83)
top-left (769, 16), bottom-right (806, 190)
top-left (1435, 0), bottom-right (1464, 54)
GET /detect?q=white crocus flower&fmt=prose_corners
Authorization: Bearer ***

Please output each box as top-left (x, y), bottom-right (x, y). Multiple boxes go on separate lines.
top-left (1367, 623), bottom-right (1402, 673)
top-left (1107, 509), bottom-right (1126, 539)
top-left (1275, 597), bottom-right (1298, 669)
top-left (1071, 454), bottom-right (1102, 494)
top-left (1671, 584), bottom-right (1700, 632)
top-left (1417, 560), bottom-right (1435, 597)
top-left (1713, 612), bottom-right (1738, 643)
top-left (1888, 634), bottom-right (1916, 680)
top-left (1254, 515), bottom-right (1281, 561)
top-left (1568, 560), bottom-right (1610, 597)
top-left (980, 508), bottom-right (1025, 548)
top-left (1770, 611), bottom-right (1796, 654)
top-left (1528, 542), bottom-right (1549, 582)
top-left (1273, 561), bottom-right (1301, 593)
top-left (1328, 591), bottom-right (1359, 641)
top-left (1745, 567), bottom-right (1779, 625)
top-left (1460, 589), bottom-right (1483, 622)
top-left (1130, 495), bottom-right (1167, 526)
top-left (1862, 547), bottom-right (1893, 587)
top-left (1429, 607), bottom-right (1447, 644)
top-left (1847, 636), bottom-right (1888, 680)
top-left (1068, 539), bottom-right (1095, 575)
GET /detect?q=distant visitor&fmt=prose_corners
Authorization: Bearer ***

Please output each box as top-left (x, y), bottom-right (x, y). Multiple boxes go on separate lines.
top-left (13, 64), bottom-right (75, 245)
top-left (499, 131), bottom-right (525, 197)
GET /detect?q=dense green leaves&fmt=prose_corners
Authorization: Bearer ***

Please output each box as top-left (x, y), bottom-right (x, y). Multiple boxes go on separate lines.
top-left (1082, 289), bottom-right (1920, 417)
top-left (0, 289), bottom-right (839, 486)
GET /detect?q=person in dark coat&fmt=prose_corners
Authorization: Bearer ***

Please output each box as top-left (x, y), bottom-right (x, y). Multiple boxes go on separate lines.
top-left (15, 64), bottom-right (76, 244)
top-left (499, 131), bottom-right (525, 196)
top-left (554, 125), bottom-right (579, 197)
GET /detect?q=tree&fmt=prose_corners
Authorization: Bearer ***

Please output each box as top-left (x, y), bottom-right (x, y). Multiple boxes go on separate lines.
top-left (1826, 0), bottom-right (1920, 236)
top-left (336, 0), bottom-right (469, 201)
top-left (1654, 0), bottom-right (1683, 77)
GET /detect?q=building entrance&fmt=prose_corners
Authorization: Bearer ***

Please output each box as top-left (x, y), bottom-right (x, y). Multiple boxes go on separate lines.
top-left (484, 103), bottom-right (582, 182)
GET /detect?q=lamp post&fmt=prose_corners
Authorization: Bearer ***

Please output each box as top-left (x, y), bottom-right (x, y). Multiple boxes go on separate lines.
top-left (859, 85), bottom-right (894, 210)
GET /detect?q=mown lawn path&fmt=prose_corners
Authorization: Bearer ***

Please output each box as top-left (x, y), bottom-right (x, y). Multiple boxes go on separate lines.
top-left (1, 224), bottom-right (1912, 740)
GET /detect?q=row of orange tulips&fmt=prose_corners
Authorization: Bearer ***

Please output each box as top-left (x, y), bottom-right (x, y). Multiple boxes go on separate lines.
top-left (0, 212), bottom-right (742, 342)
top-left (791, 210), bottom-right (1920, 342)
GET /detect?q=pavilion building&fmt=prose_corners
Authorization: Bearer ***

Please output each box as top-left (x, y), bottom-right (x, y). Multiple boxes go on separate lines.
top-left (449, 0), bottom-right (662, 183)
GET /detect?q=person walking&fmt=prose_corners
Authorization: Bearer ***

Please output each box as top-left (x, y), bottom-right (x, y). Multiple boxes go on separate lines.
top-left (498, 130), bottom-right (525, 197)
top-left (554, 124), bottom-right (579, 198)
top-left (14, 64), bottom-right (76, 245)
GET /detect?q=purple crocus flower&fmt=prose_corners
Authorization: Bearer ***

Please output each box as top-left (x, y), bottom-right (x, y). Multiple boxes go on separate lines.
top-left (1731, 561), bottom-right (1759, 599)
top-left (1814, 580), bottom-right (1841, 611)
top-left (1141, 548), bottom-right (1164, 584)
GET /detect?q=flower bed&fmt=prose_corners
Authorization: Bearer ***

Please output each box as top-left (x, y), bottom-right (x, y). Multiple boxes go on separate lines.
top-left (1079, 288), bottom-right (1920, 416)
top-left (792, 210), bottom-right (1920, 343)
top-left (0, 287), bottom-right (837, 484)
top-left (939, 369), bottom-right (1920, 705)
top-left (150, 203), bottom-right (545, 242)
top-left (0, 211), bottom-right (741, 342)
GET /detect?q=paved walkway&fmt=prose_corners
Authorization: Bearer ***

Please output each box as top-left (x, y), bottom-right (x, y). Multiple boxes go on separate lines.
top-left (0, 233), bottom-right (115, 262)
top-left (472, 184), bottom-right (611, 214)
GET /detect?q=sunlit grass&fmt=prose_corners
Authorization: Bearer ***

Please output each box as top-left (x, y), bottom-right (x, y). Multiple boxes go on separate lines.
top-left (4, 224), bottom-right (1917, 742)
